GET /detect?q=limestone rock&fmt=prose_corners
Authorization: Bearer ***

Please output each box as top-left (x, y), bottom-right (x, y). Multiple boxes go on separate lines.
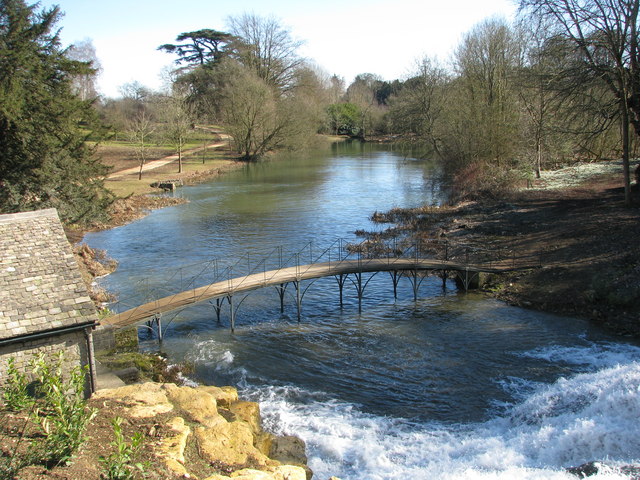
top-left (255, 432), bottom-right (276, 457)
top-left (229, 469), bottom-right (273, 479)
top-left (270, 465), bottom-right (307, 480)
top-left (165, 384), bottom-right (224, 427)
top-left (92, 382), bottom-right (315, 480)
top-left (203, 467), bottom-right (306, 480)
top-left (269, 435), bottom-right (308, 466)
top-left (200, 385), bottom-right (239, 407)
top-left (230, 401), bottom-right (262, 434)
top-left (158, 416), bottom-right (191, 476)
top-left (92, 382), bottom-right (174, 418)
top-left (194, 421), bottom-right (273, 467)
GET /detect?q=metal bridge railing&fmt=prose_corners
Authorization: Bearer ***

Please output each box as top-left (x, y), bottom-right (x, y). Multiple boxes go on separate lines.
top-left (104, 236), bottom-right (543, 316)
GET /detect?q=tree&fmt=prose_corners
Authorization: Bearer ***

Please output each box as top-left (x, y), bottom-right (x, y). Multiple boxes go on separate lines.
top-left (161, 88), bottom-right (193, 173)
top-left (226, 13), bottom-right (305, 92)
top-left (158, 29), bottom-right (232, 69)
top-left (453, 18), bottom-right (525, 167)
top-left (326, 103), bottom-right (363, 136)
top-left (520, 0), bottom-right (640, 204)
top-left (127, 111), bottom-right (156, 180)
top-left (66, 38), bottom-right (101, 101)
top-left (0, 0), bottom-right (113, 224)
top-left (388, 57), bottom-right (448, 154)
top-left (218, 62), bottom-right (285, 160)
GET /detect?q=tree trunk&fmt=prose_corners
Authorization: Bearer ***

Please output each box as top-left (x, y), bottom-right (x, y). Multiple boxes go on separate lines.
top-left (621, 103), bottom-right (631, 206)
top-left (535, 136), bottom-right (542, 179)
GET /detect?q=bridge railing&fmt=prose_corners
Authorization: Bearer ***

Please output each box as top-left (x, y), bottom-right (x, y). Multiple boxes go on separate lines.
top-left (102, 236), bottom-right (543, 315)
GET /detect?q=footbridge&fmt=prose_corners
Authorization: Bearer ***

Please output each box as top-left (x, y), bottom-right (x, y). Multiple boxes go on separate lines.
top-left (101, 238), bottom-right (529, 338)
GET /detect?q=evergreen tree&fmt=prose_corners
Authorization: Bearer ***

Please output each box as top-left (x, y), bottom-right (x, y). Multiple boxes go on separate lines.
top-left (0, 0), bottom-right (113, 224)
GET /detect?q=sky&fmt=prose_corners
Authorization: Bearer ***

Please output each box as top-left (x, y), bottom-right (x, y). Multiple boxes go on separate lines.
top-left (40, 0), bottom-right (518, 98)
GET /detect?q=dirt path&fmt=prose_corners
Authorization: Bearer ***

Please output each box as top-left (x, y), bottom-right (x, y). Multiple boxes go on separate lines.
top-left (107, 128), bottom-right (232, 179)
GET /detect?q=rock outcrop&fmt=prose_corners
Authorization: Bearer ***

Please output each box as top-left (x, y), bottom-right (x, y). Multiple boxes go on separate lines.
top-left (93, 382), bottom-right (311, 480)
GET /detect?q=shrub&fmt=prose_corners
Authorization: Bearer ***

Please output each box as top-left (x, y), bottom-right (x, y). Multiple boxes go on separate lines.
top-left (99, 417), bottom-right (145, 480)
top-left (1, 357), bottom-right (34, 412)
top-left (0, 352), bottom-right (96, 476)
top-left (30, 352), bottom-right (97, 466)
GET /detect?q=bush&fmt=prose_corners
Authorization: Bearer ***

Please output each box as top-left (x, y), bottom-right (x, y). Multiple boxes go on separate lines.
top-left (1, 357), bottom-right (34, 412)
top-left (99, 417), bottom-right (145, 480)
top-left (0, 352), bottom-right (96, 476)
top-left (30, 352), bottom-right (97, 466)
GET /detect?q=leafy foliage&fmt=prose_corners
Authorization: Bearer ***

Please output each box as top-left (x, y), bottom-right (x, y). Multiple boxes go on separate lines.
top-left (99, 417), bottom-right (146, 480)
top-left (30, 352), bottom-right (97, 466)
top-left (158, 29), bottom-right (232, 68)
top-left (326, 103), bottom-right (363, 137)
top-left (0, 352), bottom-right (96, 476)
top-left (1, 357), bottom-right (34, 412)
top-left (0, 0), bottom-right (114, 224)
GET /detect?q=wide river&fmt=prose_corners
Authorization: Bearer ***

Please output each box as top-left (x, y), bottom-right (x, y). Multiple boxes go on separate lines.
top-left (85, 141), bottom-right (640, 479)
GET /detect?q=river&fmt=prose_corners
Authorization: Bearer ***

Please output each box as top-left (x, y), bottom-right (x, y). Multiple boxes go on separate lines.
top-left (85, 141), bottom-right (640, 479)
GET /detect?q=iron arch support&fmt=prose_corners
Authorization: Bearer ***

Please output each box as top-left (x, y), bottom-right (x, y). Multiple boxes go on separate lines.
top-left (407, 269), bottom-right (430, 301)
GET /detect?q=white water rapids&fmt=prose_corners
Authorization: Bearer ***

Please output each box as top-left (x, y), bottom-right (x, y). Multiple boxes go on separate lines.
top-left (190, 340), bottom-right (640, 480)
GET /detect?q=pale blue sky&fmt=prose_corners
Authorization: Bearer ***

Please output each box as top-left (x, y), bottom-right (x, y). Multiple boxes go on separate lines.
top-left (40, 0), bottom-right (517, 98)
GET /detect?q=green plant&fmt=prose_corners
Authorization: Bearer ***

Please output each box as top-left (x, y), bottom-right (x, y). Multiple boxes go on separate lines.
top-left (99, 417), bottom-right (146, 480)
top-left (1, 357), bottom-right (34, 412)
top-left (30, 352), bottom-right (97, 466)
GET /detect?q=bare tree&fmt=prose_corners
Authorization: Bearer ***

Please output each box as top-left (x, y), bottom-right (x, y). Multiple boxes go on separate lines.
top-left (388, 57), bottom-right (448, 155)
top-left (66, 38), bottom-right (101, 100)
top-left (127, 112), bottom-right (156, 180)
top-left (453, 18), bottom-right (525, 167)
top-left (162, 89), bottom-right (193, 173)
top-left (520, 0), bottom-right (640, 204)
top-left (226, 13), bottom-right (305, 92)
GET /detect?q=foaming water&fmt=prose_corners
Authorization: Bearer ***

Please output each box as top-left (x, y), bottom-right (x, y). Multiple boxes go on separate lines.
top-left (196, 340), bottom-right (640, 480)
top-left (86, 143), bottom-right (640, 479)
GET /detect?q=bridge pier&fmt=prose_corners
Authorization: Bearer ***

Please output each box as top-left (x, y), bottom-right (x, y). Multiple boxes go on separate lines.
top-left (145, 314), bottom-right (163, 343)
top-left (335, 274), bottom-right (347, 307)
top-left (228, 295), bottom-right (236, 332)
top-left (213, 298), bottom-right (223, 323)
top-left (408, 269), bottom-right (429, 301)
top-left (354, 272), bottom-right (364, 313)
top-left (390, 271), bottom-right (400, 299)
top-left (294, 281), bottom-right (301, 321)
top-left (275, 283), bottom-right (287, 313)
top-left (455, 269), bottom-right (482, 291)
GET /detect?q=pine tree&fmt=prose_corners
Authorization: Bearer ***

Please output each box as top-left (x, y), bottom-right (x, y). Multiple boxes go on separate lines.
top-left (0, 0), bottom-right (113, 224)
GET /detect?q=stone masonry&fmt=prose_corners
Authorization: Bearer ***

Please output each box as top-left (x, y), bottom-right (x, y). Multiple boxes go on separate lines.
top-left (0, 208), bottom-right (98, 393)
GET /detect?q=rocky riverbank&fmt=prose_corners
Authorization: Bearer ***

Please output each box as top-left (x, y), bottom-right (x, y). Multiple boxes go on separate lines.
top-left (17, 382), bottom-right (334, 480)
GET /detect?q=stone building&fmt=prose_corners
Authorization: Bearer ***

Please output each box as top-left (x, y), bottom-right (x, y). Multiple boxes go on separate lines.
top-left (0, 208), bottom-right (98, 395)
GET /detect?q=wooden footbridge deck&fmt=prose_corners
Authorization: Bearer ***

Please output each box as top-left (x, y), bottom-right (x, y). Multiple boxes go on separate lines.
top-left (101, 238), bottom-right (519, 335)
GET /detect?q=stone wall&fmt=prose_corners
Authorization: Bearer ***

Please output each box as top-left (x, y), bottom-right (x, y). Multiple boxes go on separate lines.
top-left (93, 324), bottom-right (117, 353)
top-left (0, 330), bottom-right (91, 393)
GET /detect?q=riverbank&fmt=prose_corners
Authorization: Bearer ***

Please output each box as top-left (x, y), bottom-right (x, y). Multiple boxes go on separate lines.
top-left (11, 381), bottom-right (313, 480)
top-left (362, 161), bottom-right (640, 336)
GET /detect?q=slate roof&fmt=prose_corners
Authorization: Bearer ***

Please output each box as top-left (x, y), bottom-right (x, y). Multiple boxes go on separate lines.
top-left (0, 209), bottom-right (97, 340)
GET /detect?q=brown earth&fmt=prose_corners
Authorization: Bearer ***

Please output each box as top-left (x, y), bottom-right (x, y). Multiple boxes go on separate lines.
top-left (363, 172), bottom-right (640, 337)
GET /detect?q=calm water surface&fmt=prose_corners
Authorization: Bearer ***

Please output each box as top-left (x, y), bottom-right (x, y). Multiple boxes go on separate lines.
top-left (85, 141), bottom-right (640, 479)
